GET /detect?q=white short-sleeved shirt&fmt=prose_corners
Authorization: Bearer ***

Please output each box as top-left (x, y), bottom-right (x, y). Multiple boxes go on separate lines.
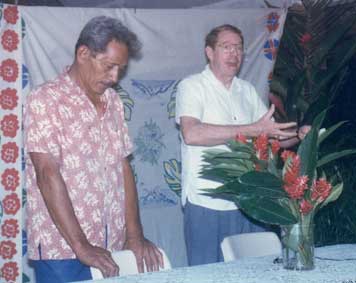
top-left (175, 65), bottom-right (268, 211)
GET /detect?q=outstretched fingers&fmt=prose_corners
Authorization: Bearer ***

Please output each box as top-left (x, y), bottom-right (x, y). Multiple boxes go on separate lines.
top-left (276, 121), bottom-right (297, 130)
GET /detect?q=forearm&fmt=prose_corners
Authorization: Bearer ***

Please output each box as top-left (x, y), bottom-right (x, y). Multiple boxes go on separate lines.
top-left (180, 107), bottom-right (297, 147)
top-left (123, 158), bottom-right (144, 240)
top-left (31, 154), bottom-right (89, 254)
top-left (182, 122), bottom-right (262, 146)
top-left (40, 177), bottom-right (89, 253)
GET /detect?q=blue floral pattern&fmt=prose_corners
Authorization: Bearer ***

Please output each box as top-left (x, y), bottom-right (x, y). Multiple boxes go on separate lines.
top-left (163, 159), bottom-right (181, 197)
top-left (114, 84), bottom-right (134, 121)
top-left (134, 119), bottom-right (165, 165)
top-left (131, 79), bottom-right (176, 99)
top-left (127, 79), bottom-right (181, 205)
top-left (167, 80), bottom-right (180, 119)
top-left (140, 186), bottom-right (178, 207)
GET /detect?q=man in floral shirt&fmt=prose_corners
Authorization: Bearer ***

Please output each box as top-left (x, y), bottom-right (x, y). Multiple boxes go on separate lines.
top-left (24, 16), bottom-right (162, 283)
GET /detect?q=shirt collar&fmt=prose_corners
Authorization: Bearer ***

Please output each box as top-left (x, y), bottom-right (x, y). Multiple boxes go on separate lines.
top-left (60, 66), bottom-right (109, 106)
top-left (202, 65), bottom-right (241, 93)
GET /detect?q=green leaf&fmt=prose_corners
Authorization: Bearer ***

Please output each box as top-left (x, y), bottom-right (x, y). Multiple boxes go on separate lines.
top-left (317, 121), bottom-right (347, 146)
top-left (203, 176), bottom-right (287, 199)
top-left (234, 195), bottom-right (298, 225)
top-left (297, 109), bottom-right (327, 183)
top-left (239, 171), bottom-right (283, 188)
top-left (226, 141), bottom-right (255, 154)
top-left (319, 182), bottom-right (343, 209)
top-left (200, 168), bottom-right (243, 183)
top-left (317, 150), bottom-right (356, 168)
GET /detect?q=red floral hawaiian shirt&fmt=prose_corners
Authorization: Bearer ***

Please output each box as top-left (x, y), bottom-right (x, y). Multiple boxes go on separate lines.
top-left (24, 69), bottom-right (132, 260)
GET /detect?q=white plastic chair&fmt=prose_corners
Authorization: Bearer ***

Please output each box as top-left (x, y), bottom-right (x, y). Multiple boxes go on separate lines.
top-left (90, 248), bottom-right (171, 279)
top-left (221, 232), bottom-right (282, 261)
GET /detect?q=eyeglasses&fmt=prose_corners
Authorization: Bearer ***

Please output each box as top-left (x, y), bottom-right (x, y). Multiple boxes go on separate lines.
top-left (216, 43), bottom-right (244, 54)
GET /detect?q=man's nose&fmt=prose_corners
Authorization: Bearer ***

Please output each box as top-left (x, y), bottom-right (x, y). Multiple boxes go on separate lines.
top-left (109, 66), bottom-right (120, 83)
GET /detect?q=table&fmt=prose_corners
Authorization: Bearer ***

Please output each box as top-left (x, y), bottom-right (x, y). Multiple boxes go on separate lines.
top-left (78, 244), bottom-right (356, 283)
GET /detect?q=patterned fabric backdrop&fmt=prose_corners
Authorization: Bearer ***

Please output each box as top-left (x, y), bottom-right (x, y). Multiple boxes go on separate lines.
top-left (0, 5), bottom-right (286, 282)
top-left (0, 4), bottom-right (23, 283)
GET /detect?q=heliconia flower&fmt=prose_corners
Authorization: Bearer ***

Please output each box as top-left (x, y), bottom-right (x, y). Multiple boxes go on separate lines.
top-left (281, 150), bottom-right (296, 162)
top-left (270, 139), bottom-right (280, 155)
top-left (300, 33), bottom-right (312, 45)
top-left (283, 155), bottom-right (301, 185)
top-left (299, 199), bottom-right (314, 215)
top-left (235, 133), bottom-right (247, 144)
top-left (254, 134), bottom-right (268, 160)
top-left (311, 178), bottom-right (332, 202)
top-left (284, 175), bottom-right (309, 199)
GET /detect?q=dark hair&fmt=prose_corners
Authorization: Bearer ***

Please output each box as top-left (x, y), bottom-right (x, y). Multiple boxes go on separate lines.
top-left (75, 16), bottom-right (142, 59)
top-left (205, 24), bottom-right (244, 49)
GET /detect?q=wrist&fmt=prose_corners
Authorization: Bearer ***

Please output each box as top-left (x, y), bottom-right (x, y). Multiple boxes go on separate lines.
top-left (72, 238), bottom-right (91, 256)
top-left (125, 228), bottom-right (144, 241)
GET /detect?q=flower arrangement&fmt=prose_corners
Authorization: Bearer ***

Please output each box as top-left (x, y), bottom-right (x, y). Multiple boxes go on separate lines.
top-left (201, 110), bottom-right (356, 270)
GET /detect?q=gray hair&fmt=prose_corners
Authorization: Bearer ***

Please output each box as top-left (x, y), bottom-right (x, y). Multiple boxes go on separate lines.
top-left (75, 16), bottom-right (142, 59)
top-left (205, 24), bottom-right (244, 49)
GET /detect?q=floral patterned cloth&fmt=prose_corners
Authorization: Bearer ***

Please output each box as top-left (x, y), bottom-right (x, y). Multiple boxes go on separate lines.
top-left (24, 69), bottom-right (133, 260)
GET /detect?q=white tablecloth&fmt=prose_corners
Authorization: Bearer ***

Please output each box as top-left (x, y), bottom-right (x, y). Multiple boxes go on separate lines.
top-left (78, 244), bottom-right (356, 283)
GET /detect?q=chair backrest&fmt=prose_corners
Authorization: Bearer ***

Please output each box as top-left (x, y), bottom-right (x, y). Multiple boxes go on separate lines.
top-left (90, 248), bottom-right (171, 279)
top-left (221, 232), bottom-right (282, 262)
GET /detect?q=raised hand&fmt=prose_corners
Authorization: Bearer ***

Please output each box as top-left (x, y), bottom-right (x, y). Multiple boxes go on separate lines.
top-left (254, 104), bottom-right (297, 138)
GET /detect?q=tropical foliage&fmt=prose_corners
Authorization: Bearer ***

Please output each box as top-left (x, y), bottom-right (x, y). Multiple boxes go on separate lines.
top-left (269, 0), bottom-right (356, 124)
top-left (268, 0), bottom-right (356, 245)
top-left (201, 110), bottom-right (356, 227)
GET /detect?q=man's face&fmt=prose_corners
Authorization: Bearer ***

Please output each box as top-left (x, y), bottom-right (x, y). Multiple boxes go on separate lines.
top-left (81, 40), bottom-right (129, 96)
top-left (206, 30), bottom-right (243, 81)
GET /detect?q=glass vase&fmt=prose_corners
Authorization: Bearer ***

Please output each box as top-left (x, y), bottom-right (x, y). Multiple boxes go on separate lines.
top-left (281, 223), bottom-right (315, 270)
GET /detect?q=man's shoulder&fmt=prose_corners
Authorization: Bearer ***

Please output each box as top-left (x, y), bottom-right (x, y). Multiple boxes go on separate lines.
top-left (29, 75), bottom-right (64, 100)
top-left (106, 87), bottom-right (122, 103)
top-left (181, 71), bottom-right (204, 83)
top-left (234, 77), bottom-right (255, 89)
top-left (179, 70), bottom-right (208, 90)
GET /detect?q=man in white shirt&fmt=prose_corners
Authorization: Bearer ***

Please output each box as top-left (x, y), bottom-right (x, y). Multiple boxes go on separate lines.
top-left (175, 24), bottom-right (303, 266)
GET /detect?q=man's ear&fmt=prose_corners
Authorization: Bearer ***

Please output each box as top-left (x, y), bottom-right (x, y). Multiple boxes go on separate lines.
top-left (205, 46), bottom-right (214, 62)
top-left (76, 45), bottom-right (91, 64)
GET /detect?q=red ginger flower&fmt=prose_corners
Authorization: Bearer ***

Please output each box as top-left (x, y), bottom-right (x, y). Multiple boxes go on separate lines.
top-left (300, 199), bottom-right (314, 215)
top-left (283, 155), bottom-right (301, 185)
top-left (271, 139), bottom-right (280, 155)
top-left (300, 33), bottom-right (312, 45)
top-left (311, 178), bottom-right (332, 202)
top-left (284, 175), bottom-right (309, 199)
top-left (235, 133), bottom-right (247, 144)
top-left (281, 150), bottom-right (296, 162)
top-left (254, 134), bottom-right (269, 160)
